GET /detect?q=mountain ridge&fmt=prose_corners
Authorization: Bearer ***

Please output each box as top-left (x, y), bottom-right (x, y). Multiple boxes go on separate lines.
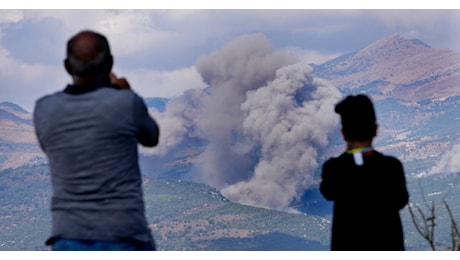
top-left (313, 34), bottom-right (460, 102)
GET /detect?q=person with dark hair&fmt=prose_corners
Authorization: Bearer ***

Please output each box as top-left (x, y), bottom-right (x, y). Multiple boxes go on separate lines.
top-left (33, 30), bottom-right (159, 250)
top-left (320, 94), bottom-right (409, 251)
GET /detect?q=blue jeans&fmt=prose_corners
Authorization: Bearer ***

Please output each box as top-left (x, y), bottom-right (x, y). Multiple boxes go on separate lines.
top-left (52, 239), bottom-right (155, 251)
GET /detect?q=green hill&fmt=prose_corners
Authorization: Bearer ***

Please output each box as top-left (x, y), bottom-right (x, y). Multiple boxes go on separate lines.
top-left (1, 163), bottom-right (459, 251)
top-left (0, 165), bottom-right (329, 251)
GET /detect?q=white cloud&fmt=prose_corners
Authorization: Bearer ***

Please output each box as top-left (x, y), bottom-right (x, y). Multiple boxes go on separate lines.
top-left (124, 66), bottom-right (207, 98)
top-left (0, 10), bottom-right (23, 23)
top-left (0, 54), bottom-right (67, 111)
top-left (17, 10), bottom-right (178, 58)
top-left (0, 23), bottom-right (68, 111)
top-left (95, 10), bottom-right (179, 57)
top-left (372, 10), bottom-right (455, 29)
top-left (2, 9), bottom-right (460, 111)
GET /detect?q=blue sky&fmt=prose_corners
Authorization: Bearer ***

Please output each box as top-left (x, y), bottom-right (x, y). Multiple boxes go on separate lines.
top-left (1, 5), bottom-right (460, 111)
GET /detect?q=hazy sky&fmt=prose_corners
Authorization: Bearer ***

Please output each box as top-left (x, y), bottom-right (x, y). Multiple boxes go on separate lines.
top-left (1, 5), bottom-right (460, 111)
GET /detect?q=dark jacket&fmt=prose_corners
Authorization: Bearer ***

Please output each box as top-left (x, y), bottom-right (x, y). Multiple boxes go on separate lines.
top-left (320, 150), bottom-right (409, 251)
top-left (34, 79), bottom-right (159, 246)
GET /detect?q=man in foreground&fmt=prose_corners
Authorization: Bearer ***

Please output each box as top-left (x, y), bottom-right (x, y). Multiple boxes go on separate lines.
top-left (34, 30), bottom-right (160, 250)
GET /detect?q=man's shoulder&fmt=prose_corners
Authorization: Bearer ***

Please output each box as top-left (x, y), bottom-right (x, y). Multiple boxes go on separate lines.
top-left (367, 151), bottom-right (404, 172)
top-left (323, 152), bottom-right (347, 167)
top-left (35, 88), bottom-right (145, 113)
top-left (373, 150), bottom-right (402, 163)
top-left (98, 87), bottom-right (140, 100)
top-left (35, 91), bottom-right (65, 108)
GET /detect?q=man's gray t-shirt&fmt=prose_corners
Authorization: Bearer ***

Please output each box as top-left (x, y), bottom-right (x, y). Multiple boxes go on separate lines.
top-left (34, 84), bottom-right (159, 246)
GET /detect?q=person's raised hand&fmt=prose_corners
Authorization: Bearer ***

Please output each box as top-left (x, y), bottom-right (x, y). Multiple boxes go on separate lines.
top-left (110, 72), bottom-right (130, 90)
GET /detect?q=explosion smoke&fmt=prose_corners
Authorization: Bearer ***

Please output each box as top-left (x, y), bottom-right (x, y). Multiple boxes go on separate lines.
top-left (141, 88), bottom-right (207, 155)
top-left (221, 63), bottom-right (341, 211)
top-left (148, 33), bottom-right (342, 211)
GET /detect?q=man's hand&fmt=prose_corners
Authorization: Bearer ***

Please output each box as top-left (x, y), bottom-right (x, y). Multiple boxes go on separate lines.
top-left (110, 72), bottom-right (130, 90)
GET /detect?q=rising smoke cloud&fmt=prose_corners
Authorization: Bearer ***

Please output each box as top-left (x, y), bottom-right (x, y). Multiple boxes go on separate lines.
top-left (147, 33), bottom-right (342, 211)
top-left (429, 140), bottom-right (460, 174)
top-left (142, 88), bottom-right (207, 156)
top-left (221, 63), bottom-right (341, 211)
top-left (193, 34), bottom-right (300, 188)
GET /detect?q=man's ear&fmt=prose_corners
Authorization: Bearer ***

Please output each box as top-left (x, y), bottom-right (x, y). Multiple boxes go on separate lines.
top-left (64, 59), bottom-right (73, 75)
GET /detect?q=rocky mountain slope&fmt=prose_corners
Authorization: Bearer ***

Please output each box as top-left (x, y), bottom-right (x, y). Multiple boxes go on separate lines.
top-left (313, 34), bottom-right (460, 102)
top-left (0, 102), bottom-right (44, 170)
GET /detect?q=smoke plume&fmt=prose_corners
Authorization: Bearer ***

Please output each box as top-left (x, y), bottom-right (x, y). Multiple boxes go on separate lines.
top-left (148, 33), bottom-right (342, 211)
top-left (221, 63), bottom-right (341, 211)
top-left (141, 88), bottom-right (207, 155)
top-left (429, 140), bottom-right (460, 174)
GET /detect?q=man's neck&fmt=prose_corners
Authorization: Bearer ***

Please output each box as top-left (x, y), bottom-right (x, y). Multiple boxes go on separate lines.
top-left (72, 74), bottom-right (109, 85)
top-left (346, 140), bottom-right (373, 151)
top-left (65, 74), bottom-right (117, 95)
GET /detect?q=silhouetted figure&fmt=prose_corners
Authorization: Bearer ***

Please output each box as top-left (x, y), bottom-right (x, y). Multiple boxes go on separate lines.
top-left (320, 94), bottom-right (409, 251)
top-left (33, 30), bottom-right (159, 250)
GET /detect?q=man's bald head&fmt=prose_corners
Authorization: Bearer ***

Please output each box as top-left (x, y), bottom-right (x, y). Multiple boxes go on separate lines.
top-left (65, 30), bottom-right (113, 78)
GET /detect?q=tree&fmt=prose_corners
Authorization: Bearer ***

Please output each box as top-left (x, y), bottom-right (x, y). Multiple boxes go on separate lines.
top-left (408, 199), bottom-right (459, 250)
